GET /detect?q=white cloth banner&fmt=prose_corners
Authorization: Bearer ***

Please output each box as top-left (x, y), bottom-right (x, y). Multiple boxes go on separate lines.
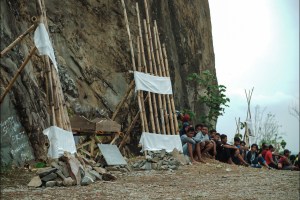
top-left (139, 132), bottom-right (183, 153)
top-left (34, 23), bottom-right (58, 71)
top-left (134, 71), bottom-right (173, 94)
top-left (43, 126), bottom-right (77, 159)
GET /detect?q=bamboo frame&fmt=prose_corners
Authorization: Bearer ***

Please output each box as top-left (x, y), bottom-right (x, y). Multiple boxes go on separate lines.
top-left (0, 47), bottom-right (37, 104)
top-left (136, 3), bottom-right (149, 133)
top-left (0, 24), bottom-right (38, 58)
top-left (137, 36), bottom-right (145, 132)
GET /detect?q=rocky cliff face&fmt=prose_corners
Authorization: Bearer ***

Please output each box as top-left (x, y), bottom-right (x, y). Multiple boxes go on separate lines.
top-left (0, 0), bottom-right (216, 166)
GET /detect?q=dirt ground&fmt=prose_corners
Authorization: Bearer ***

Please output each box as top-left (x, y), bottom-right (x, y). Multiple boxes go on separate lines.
top-left (1, 158), bottom-right (299, 200)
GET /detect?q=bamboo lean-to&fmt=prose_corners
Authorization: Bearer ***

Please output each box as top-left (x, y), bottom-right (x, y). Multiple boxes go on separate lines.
top-left (121, 0), bottom-right (179, 136)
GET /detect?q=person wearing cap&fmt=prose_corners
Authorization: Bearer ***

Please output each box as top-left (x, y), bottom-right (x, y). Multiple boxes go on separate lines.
top-left (265, 145), bottom-right (278, 169)
top-left (278, 149), bottom-right (297, 170)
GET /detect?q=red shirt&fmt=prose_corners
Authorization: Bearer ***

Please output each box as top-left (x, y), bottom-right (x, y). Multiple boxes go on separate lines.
top-left (261, 149), bottom-right (267, 159)
top-left (265, 150), bottom-right (273, 165)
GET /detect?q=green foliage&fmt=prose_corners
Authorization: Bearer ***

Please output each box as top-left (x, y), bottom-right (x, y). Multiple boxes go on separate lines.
top-left (280, 140), bottom-right (287, 149)
top-left (187, 70), bottom-right (230, 127)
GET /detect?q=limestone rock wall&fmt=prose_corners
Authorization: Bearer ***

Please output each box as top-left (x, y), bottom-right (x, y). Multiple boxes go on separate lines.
top-left (0, 0), bottom-right (216, 166)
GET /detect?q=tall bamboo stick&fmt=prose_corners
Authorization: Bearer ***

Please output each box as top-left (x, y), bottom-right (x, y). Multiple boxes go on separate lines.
top-left (142, 19), bottom-right (156, 133)
top-left (111, 80), bottom-right (135, 120)
top-left (0, 47), bottom-right (37, 104)
top-left (153, 23), bottom-right (173, 135)
top-left (0, 24), bottom-right (38, 58)
top-left (136, 3), bottom-right (149, 132)
top-left (137, 36), bottom-right (145, 132)
top-left (121, 0), bottom-right (136, 71)
top-left (162, 44), bottom-right (179, 134)
top-left (153, 24), bottom-right (166, 135)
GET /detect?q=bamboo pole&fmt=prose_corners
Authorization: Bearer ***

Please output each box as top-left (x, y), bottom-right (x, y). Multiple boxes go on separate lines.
top-left (137, 36), bottom-right (145, 132)
top-left (136, 3), bottom-right (149, 132)
top-left (121, 0), bottom-right (136, 71)
top-left (153, 24), bottom-right (166, 135)
top-left (111, 80), bottom-right (135, 121)
top-left (142, 19), bottom-right (156, 133)
top-left (162, 44), bottom-right (179, 134)
top-left (0, 24), bottom-right (38, 58)
top-left (0, 47), bottom-right (37, 104)
top-left (154, 23), bottom-right (173, 135)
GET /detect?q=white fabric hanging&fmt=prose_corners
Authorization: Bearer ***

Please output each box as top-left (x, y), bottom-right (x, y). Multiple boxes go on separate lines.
top-left (134, 71), bottom-right (173, 94)
top-left (139, 132), bottom-right (183, 153)
top-left (34, 23), bottom-right (58, 71)
top-left (43, 126), bottom-right (77, 158)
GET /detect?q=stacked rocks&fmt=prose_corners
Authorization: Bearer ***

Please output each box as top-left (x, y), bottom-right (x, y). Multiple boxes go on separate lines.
top-left (27, 152), bottom-right (118, 188)
top-left (131, 149), bottom-right (190, 170)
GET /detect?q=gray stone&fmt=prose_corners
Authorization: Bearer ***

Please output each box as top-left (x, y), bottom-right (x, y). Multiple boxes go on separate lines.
top-left (28, 176), bottom-right (42, 187)
top-left (63, 177), bottom-right (75, 186)
top-left (161, 165), bottom-right (168, 170)
top-left (58, 161), bottom-right (70, 177)
top-left (160, 149), bottom-right (166, 158)
top-left (102, 173), bottom-right (117, 181)
top-left (45, 181), bottom-right (56, 187)
top-left (125, 165), bottom-right (132, 172)
top-left (85, 171), bottom-right (96, 181)
top-left (106, 166), bottom-right (120, 171)
top-left (56, 180), bottom-right (63, 187)
top-left (51, 161), bottom-right (62, 170)
top-left (145, 155), bottom-right (152, 161)
top-left (89, 170), bottom-right (102, 180)
top-left (56, 170), bottom-right (66, 180)
top-left (169, 159), bottom-right (181, 166)
top-left (41, 172), bottom-right (57, 182)
top-left (141, 162), bottom-right (152, 170)
top-left (81, 176), bottom-right (94, 186)
top-left (151, 157), bottom-right (160, 163)
top-left (151, 163), bottom-right (158, 170)
top-left (132, 162), bottom-right (140, 168)
top-left (93, 166), bottom-right (107, 174)
top-left (138, 160), bottom-right (146, 168)
top-left (168, 165), bottom-right (178, 170)
top-left (37, 167), bottom-right (57, 178)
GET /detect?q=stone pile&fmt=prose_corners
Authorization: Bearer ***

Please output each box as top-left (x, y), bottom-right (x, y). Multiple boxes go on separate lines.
top-left (131, 149), bottom-right (190, 170)
top-left (28, 152), bottom-right (118, 188)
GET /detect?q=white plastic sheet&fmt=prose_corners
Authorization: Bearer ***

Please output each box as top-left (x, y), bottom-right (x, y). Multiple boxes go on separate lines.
top-left (134, 71), bottom-right (173, 94)
top-left (34, 23), bottom-right (58, 71)
top-left (139, 132), bottom-right (183, 153)
top-left (43, 126), bottom-right (77, 159)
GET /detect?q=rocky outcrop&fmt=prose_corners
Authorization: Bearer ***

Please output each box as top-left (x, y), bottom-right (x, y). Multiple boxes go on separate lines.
top-left (0, 0), bottom-right (216, 166)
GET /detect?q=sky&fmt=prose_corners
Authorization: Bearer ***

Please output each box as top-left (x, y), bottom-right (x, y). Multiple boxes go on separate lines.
top-left (208, 0), bottom-right (299, 153)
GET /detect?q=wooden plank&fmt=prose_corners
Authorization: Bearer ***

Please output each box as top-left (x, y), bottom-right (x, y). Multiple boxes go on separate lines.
top-left (94, 119), bottom-right (121, 132)
top-left (70, 115), bottom-right (96, 131)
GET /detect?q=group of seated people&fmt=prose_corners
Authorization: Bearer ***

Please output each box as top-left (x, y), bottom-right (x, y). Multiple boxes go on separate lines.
top-left (179, 122), bottom-right (300, 171)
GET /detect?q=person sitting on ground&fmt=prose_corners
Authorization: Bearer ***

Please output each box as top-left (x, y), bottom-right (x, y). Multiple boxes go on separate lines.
top-left (240, 141), bottom-right (248, 160)
top-left (181, 127), bottom-right (204, 163)
top-left (246, 144), bottom-right (270, 169)
top-left (194, 124), bottom-right (214, 158)
top-left (208, 132), bottom-right (220, 158)
top-left (215, 134), bottom-right (248, 166)
top-left (265, 145), bottom-right (278, 169)
top-left (278, 149), bottom-right (297, 170)
top-left (260, 143), bottom-right (269, 158)
top-left (294, 152), bottom-right (300, 170)
top-left (232, 137), bottom-right (248, 165)
top-left (179, 122), bottom-right (190, 137)
top-left (209, 129), bottom-right (217, 140)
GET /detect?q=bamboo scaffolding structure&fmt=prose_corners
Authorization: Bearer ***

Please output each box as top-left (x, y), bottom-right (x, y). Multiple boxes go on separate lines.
top-left (136, 3), bottom-right (149, 132)
top-left (162, 44), bottom-right (178, 134)
top-left (111, 80), bottom-right (135, 121)
top-left (0, 24), bottom-right (38, 58)
top-left (0, 47), bottom-right (37, 104)
top-left (142, 18), bottom-right (156, 133)
top-left (152, 24), bottom-right (166, 135)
